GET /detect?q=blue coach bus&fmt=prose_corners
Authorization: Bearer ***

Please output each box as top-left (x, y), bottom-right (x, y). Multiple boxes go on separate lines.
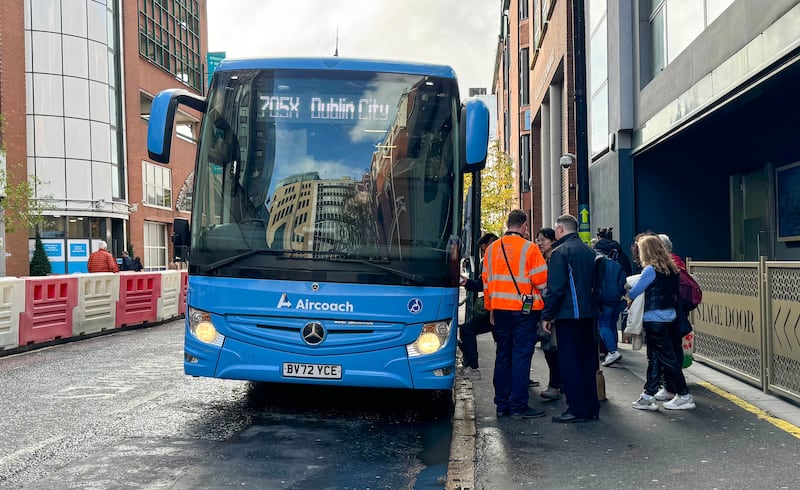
top-left (147, 57), bottom-right (488, 390)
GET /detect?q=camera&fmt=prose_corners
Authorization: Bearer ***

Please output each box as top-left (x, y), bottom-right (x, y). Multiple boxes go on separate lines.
top-left (559, 153), bottom-right (575, 169)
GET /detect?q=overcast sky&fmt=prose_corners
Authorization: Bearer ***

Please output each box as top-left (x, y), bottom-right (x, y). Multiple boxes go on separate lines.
top-left (206, 0), bottom-right (500, 99)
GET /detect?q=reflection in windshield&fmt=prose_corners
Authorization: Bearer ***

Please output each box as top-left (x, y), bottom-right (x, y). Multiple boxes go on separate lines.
top-left (192, 68), bottom-right (460, 272)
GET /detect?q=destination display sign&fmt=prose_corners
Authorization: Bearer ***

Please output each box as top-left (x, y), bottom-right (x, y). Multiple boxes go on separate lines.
top-left (257, 94), bottom-right (393, 123)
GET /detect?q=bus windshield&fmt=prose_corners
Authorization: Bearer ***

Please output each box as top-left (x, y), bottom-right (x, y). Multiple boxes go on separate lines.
top-left (191, 68), bottom-right (462, 284)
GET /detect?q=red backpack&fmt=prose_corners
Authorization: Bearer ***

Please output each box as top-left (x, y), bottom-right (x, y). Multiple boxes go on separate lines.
top-left (678, 269), bottom-right (703, 311)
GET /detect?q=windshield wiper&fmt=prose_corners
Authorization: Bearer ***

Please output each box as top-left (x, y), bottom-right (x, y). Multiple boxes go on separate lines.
top-left (201, 249), bottom-right (346, 273)
top-left (329, 257), bottom-right (427, 285)
top-left (200, 249), bottom-right (269, 273)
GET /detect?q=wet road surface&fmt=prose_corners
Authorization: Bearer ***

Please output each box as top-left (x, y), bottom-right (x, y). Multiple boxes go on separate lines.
top-left (0, 320), bottom-right (453, 489)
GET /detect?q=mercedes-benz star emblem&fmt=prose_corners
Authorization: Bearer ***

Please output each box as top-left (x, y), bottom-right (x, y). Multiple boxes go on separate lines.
top-left (302, 322), bottom-right (326, 345)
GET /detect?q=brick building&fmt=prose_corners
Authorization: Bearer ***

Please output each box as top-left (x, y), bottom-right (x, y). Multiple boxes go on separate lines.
top-left (0, 0), bottom-right (207, 276)
top-left (494, 0), bottom-right (580, 234)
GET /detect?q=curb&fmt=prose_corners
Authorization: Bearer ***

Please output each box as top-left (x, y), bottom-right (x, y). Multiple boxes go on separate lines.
top-left (445, 376), bottom-right (475, 490)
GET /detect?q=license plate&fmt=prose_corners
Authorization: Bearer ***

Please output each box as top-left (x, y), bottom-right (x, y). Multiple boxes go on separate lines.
top-left (282, 363), bottom-right (342, 379)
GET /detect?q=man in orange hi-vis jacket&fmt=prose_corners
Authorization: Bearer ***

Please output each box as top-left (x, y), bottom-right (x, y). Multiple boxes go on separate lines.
top-left (482, 209), bottom-right (548, 419)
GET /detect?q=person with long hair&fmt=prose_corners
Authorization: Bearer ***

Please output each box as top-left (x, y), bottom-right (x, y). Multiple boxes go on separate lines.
top-left (628, 235), bottom-right (695, 410)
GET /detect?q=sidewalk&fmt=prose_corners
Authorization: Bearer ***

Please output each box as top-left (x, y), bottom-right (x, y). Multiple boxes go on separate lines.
top-left (447, 331), bottom-right (800, 489)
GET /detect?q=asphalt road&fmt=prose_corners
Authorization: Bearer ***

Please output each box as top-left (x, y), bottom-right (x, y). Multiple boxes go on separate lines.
top-left (0, 320), bottom-right (453, 489)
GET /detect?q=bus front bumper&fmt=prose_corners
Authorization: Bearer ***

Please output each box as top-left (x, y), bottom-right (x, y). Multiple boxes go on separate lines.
top-left (184, 335), bottom-right (456, 390)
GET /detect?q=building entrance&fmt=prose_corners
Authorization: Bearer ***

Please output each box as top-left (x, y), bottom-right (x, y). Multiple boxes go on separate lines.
top-left (731, 166), bottom-right (774, 261)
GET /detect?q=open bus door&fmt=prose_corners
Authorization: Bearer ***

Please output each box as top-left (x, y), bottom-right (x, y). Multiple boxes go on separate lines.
top-left (460, 176), bottom-right (483, 322)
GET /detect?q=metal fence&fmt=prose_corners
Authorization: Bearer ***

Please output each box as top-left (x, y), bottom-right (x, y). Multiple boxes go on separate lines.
top-left (689, 259), bottom-right (800, 404)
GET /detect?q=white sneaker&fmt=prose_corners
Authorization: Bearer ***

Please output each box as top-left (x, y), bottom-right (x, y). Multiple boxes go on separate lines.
top-left (632, 394), bottom-right (658, 411)
top-left (663, 394), bottom-right (696, 410)
top-left (461, 367), bottom-right (481, 380)
top-left (655, 387), bottom-right (674, 401)
top-left (602, 351), bottom-right (622, 367)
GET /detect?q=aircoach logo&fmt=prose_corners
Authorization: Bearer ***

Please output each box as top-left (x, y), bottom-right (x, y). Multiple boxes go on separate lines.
top-left (276, 293), bottom-right (354, 312)
top-left (277, 293), bottom-right (293, 309)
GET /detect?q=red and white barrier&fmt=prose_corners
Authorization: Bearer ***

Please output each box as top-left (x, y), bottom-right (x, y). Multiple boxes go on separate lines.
top-left (116, 272), bottom-right (162, 327)
top-left (0, 277), bottom-right (26, 351)
top-left (158, 270), bottom-right (181, 321)
top-left (0, 271), bottom-right (184, 353)
top-left (19, 276), bottom-right (79, 346)
top-left (73, 273), bottom-right (119, 336)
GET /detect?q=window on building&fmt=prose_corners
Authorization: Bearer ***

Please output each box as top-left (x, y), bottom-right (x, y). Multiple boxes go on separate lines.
top-left (520, 135), bottom-right (531, 192)
top-left (519, 48), bottom-right (529, 106)
top-left (590, 84), bottom-right (609, 155)
top-left (140, 92), bottom-right (153, 120)
top-left (144, 220), bottom-right (168, 270)
top-left (106, 1), bottom-right (124, 201)
top-left (67, 217), bottom-right (89, 238)
top-left (519, 0), bottom-right (529, 20)
top-left (143, 160), bottom-right (173, 209)
top-left (37, 216), bottom-right (66, 239)
top-left (589, 2), bottom-right (609, 156)
top-left (140, 91), bottom-right (197, 141)
top-left (541, 0), bottom-right (550, 19)
top-left (666, 0), bottom-right (705, 64)
top-left (648, 0), bottom-right (734, 80)
top-left (137, 0), bottom-right (202, 91)
top-left (706, 0), bottom-right (734, 23)
top-left (650, 1), bottom-right (667, 78)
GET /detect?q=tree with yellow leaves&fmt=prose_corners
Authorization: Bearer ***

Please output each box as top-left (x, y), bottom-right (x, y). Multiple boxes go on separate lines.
top-left (464, 140), bottom-right (516, 236)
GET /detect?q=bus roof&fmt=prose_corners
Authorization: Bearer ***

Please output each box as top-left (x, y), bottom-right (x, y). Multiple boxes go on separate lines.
top-left (214, 57), bottom-right (458, 80)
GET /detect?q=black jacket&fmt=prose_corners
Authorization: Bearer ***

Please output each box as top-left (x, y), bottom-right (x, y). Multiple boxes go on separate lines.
top-left (463, 277), bottom-right (483, 293)
top-left (593, 237), bottom-right (632, 276)
top-left (542, 233), bottom-right (597, 321)
top-left (120, 256), bottom-right (133, 271)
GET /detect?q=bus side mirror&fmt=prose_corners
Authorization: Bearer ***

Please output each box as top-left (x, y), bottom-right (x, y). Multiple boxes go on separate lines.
top-left (147, 89), bottom-right (207, 163)
top-left (460, 98), bottom-right (489, 172)
top-left (172, 218), bottom-right (190, 261)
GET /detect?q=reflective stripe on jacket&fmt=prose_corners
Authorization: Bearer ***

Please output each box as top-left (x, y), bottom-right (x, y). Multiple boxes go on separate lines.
top-left (481, 234), bottom-right (548, 311)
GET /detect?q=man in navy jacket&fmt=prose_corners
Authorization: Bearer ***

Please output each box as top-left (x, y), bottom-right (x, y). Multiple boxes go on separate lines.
top-left (541, 214), bottom-right (599, 423)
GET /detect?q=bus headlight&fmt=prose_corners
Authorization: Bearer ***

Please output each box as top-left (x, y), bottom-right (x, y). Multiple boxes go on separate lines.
top-left (188, 307), bottom-right (224, 347)
top-left (406, 320), bottom-right (451, 357)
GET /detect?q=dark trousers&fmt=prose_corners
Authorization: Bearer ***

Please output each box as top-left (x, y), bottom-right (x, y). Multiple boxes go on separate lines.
top-left (459, 314), bottom-right (493, 369)
top-left (659, 312), bottom-right (688, 393)
top-left (644, 320), bottom-right (689, 396)
top-left (492, 309), bottom-right (539, 412)
top-left (543, 348), bottom-right (561, 390)
top-left (556, 318), bottom-right (600, 418)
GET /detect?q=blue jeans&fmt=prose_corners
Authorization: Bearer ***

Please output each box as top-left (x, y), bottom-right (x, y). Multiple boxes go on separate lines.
top-left (492, 309), bottom-right (539, 412)
top-left (597, 301), bottom-right (624, 353)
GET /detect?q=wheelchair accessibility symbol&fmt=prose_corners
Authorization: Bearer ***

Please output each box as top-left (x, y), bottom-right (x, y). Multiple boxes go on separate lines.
top-left (407, 298), bottom-right (423, 314)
